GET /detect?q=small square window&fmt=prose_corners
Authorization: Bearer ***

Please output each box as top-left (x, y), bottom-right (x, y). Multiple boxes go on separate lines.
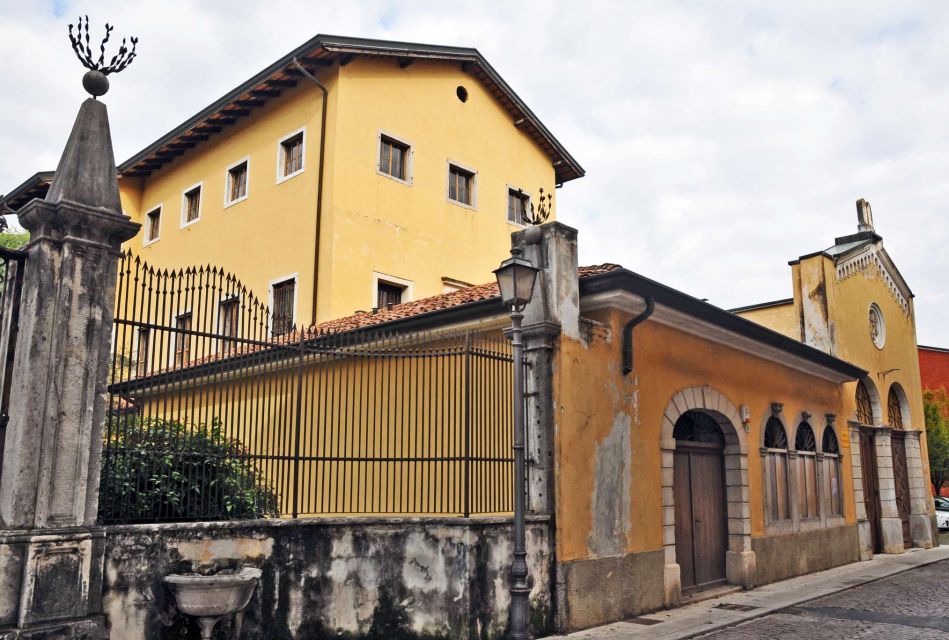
top-left (145, 207), bottom-right (161, 243)
top-left (508, 189), bottom-right (529, 225)
top-left (183, 185), bottom-right (201, 225)
top-left (448, 164), bottom-right (475, 206)
top-left (377, 281), bottom-right (405, 308)
top-left (379, 136), bottom-right (409, 181)
top-left (271, 279), bottom-right (296, 337)
top-left (226, 161), bottom-right (248, 204)
top-left (278, 131), bottom-right (304, 180)
top-left (136, 328), bottom-right (150, 376)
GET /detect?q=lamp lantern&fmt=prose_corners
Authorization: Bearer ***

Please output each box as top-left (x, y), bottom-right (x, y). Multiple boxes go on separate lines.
top-left (493, 252), bottom-right (539, 311)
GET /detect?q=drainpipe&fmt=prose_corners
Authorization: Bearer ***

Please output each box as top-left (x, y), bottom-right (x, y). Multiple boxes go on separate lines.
top-left (622, 296), bottom-right (654, 375)
top-left (292, 57), bottom-right (328, 326)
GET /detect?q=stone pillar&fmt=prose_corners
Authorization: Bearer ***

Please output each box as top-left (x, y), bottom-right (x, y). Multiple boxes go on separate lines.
top-left (724, 443), bottom-right (755, 589)
top-left (848, 423), bottom-right (873, 560)
top-left (904, 431), bottom-right (934, 549)
top-left (0, 97), bottom-right (139, 637)
top-left (511, 222), bottom-right (579, 515)
top-left (873, 428), bottom-right (905, 554)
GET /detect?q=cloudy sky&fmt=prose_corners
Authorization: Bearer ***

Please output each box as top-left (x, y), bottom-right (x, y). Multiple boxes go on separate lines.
top-left (1, 1), bottom-right (947, 344)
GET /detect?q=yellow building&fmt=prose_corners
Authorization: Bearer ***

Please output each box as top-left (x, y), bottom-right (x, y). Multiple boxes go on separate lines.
top-left (734, 199), bottom-right (931, 557)
top-left (2, 35), bottom-right (583, 328)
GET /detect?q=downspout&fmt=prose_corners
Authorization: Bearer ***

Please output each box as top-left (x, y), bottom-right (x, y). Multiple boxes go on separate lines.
top-left (622, 297), bottom-right (654, 375)
top-left (292, 57), bottom-right (328, 326)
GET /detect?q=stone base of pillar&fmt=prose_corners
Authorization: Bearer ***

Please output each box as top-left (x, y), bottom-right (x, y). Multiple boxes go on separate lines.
top-left (856, 520), bottom-right (874, 560)
top-left (725, 550), bottom-right (756, 589)
top-left (0, 528), bottom-right (104, 633)
top-left (879, 517), bottom-right (905, 554)
top-left (0, 616), bottom-right (107, 639)
top-left (910, 514), bottom-right (935, 549)
top-left (663, 563), bottom-right (681, 608)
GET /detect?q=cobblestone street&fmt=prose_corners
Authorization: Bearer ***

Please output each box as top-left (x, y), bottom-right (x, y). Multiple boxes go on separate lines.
top-left (697, 559), bottom-right (949, 639)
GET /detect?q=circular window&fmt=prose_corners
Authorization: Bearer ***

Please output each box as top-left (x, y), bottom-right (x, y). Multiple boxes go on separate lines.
top-left (869, 303), bottom-right (885, 349)
top-left (456, 86), bottom-right (468, 102)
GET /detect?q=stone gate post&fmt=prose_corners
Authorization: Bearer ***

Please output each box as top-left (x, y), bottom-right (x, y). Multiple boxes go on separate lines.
top-left (0, 96), bottom-right (139, 638)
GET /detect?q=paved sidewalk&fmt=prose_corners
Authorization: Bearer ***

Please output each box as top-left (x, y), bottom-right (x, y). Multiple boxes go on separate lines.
top-left (553, 545), bottom-right (949, 639)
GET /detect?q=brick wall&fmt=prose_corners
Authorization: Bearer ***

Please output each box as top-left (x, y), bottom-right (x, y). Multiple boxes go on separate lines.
top-left (919, 346), bottom-right (949, 391)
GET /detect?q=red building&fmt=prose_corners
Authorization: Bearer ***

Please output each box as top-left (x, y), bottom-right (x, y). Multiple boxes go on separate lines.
top-left (919, 345), bottom-right (949, 392)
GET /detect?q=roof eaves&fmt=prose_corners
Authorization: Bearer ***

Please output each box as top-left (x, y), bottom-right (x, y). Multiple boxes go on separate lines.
top-left (729, 298), bottom-right (794, 314)
top-left (580, 269), bottom-right (867, 380)
top-left (2, 170), bottom-right (55, 211)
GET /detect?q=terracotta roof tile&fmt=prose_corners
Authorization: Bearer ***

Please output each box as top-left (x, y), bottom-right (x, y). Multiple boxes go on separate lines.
top-left (313, 264), bottom-right (623, 333)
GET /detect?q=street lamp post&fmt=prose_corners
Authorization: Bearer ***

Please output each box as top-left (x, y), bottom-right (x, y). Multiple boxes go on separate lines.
top-left (494, 248), bottom-right (540, 640)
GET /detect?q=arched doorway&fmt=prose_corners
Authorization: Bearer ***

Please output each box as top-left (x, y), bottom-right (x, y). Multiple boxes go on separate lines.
top-left (887, 383), bottom-right (912, 547)
top-left (673, 410), bottom-right (727, 595)
top-left (855, 378), bottom-right (883, 553)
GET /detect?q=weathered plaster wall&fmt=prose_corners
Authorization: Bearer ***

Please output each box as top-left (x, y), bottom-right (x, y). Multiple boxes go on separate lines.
top-left (734, 303), bottom-right (799, 340)
top-left (551, 307), bottom-right (858, 631)
top-left (102, 516), bottom-right (552, 640)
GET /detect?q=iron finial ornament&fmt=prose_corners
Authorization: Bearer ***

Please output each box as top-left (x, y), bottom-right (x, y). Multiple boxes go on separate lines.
top-left (68, 16), bottom-right (138, 98)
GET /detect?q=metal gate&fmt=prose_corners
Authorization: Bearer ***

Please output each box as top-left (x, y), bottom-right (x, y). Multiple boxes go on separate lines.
top-left (891, 431), bottom-right (912, 547)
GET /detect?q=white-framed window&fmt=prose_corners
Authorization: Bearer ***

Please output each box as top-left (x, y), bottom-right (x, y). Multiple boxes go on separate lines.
top-left (225, 157), bottom-right (249, 207)
top-left (371, 272), bottom-right (413, 309)
top-left (219, 297), bottom-right (240, 352)
top-left (173, 312), bottom-right (192, 367)
top-left (135, 327), bottom-right (150, 376)
top-left (269, 275), bottom-right (297, 337)
top-left (276, 127), bottom-right (306, 183)
top-left (447, 161), bottom-right (477, 208)
top-left (377, 131), bottom-right (412, 184)
top-left (180, 183), bottom-right (203, 227)
top-left (144, 205), bottom-right (162, 245)
top-left (507, 187), bottom-right (530, 225)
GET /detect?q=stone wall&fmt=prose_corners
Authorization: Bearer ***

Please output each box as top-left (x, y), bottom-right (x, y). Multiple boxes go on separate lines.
top-left (751, 524), bottom-right (860, 586)
top-left (102, 516), bottom-right (552, 640)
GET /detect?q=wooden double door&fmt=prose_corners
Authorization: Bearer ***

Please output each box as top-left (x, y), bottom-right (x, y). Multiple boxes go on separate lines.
top-left (860, 428), bottom-right (913, 552)
top-left (674, 441), bottom-right (727, 595)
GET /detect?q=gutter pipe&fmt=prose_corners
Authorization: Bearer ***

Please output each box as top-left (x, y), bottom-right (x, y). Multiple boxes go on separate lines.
top-left (622, 297), bottom-right (654, 375)
top-left (292, 57), bottom-right (329, 326)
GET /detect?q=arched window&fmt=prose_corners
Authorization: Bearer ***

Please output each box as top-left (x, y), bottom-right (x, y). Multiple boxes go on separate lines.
top-left (822, 426), bottom-right (842, 516)
top-left (856, 380), bottom-right (874, 425)
top-left (763, 416), bottom-right (790, 524)
top-left (887, 386), bottom-right (904, 429)
top-left (795, 422), bottom-right (819, 519)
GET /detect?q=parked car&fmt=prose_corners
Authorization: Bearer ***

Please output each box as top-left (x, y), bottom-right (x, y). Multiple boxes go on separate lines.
top-left (936, 497), bottom-right (949, 531)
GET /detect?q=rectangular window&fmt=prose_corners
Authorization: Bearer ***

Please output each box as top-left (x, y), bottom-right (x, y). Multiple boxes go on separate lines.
top-left (377, 282), bottom-right (405, 309)
top-left (765, 451), bottom-right (790, 523)
top-left (226, 161), bottom-right (248, 204)
top-left (272, 279), bottom-right (295, 337)
top-left (278, 131), bottom-right (304, 180)
top-left (379, 136), bottom-right (409, 181)
top-left (145, 207), bottom-right (161, 243)
top-left (174, 312), bottom-right (192, 367)
top-left (136, 328), bottom-right (150, 376)
top-left (798, 454), bottom-right (819, 519)
top-left (183, 185), bottom-right (201, 224)
top-left (219, 298), bottom-right (239, 351)
top-left (448, 164), bottom-right (475, 206)
top-left (507, 189), bottom-right (529, 224)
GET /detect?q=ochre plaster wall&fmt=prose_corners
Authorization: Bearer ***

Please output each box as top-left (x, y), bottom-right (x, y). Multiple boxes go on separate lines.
top-left (322, 57), bottom-right (556, 322)
top-left (734, 302), bottom-right (799, 340)
top-left (553, 309), bottom-right (854, 565)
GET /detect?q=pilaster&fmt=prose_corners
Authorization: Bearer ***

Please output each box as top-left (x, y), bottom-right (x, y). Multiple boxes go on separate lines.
top-left (848, 423), bottom-right (873, 560)
top-left (873, 428), bottom-right (904, 554)
top-left (904, 431), bottom-right (934, 549)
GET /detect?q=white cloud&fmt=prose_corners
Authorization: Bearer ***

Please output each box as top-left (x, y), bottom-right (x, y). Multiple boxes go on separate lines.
top-left (1, 0), bottom-right (946, 343)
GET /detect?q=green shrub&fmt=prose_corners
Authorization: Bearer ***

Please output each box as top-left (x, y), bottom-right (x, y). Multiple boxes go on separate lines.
top-left (99, 417), bottom-right (280, 523)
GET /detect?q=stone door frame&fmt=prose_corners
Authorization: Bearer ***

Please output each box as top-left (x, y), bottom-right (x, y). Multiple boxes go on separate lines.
top-left (661, 385), bottom-right (755, 607)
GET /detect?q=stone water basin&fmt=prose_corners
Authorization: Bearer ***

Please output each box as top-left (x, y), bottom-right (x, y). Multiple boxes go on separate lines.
top-left (164, 567), bottom-right (262, 639)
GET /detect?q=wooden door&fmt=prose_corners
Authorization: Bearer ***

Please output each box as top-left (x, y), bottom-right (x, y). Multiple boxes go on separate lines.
top-left (859, 428), bottom-right (882, 554)
top-left (890, 431), bottom-right (912, 547)
top-left (674, 442), bottom-right (727, 595)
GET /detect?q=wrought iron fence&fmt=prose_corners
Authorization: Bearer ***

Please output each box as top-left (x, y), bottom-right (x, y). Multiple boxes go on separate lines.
top-left (102, 252), bottom-right (514, 524)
